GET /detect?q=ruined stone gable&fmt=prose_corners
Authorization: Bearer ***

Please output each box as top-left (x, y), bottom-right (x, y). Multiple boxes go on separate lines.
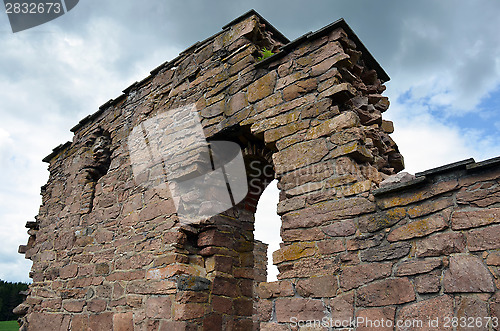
top-left (16, 10), bottom-right (499, 331)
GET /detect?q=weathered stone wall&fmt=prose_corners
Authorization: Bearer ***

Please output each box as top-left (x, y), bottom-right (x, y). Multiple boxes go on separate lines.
top-left (17, 10), bottom-right (499, 331)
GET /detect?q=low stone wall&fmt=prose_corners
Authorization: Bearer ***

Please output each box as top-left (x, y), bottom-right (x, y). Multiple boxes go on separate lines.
top-left (258, 157), bottom-right (500, 330)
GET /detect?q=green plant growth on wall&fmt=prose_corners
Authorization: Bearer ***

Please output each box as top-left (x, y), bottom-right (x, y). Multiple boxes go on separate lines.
top-left (257, 48), bottom-right (275, 61)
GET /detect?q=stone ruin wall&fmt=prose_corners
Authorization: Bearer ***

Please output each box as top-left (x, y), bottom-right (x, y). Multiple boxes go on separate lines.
top-left (16, 11), bottom-right (500, 331)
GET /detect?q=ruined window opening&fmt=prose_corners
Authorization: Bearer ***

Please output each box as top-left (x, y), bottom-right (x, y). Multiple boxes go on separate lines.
top-left (254, 179), bottom-right (280, 282)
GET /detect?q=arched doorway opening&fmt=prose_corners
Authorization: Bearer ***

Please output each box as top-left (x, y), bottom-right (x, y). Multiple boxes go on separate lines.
top-left (254, 179), bottom-right (280, 282)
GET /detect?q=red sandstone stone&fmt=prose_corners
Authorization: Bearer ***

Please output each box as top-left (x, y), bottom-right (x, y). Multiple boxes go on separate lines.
top-left (88, 312), bottom-right (114, 331)
top-left (455, 296), bottom-right (489, 331)
top-left (247, 71), bottom-right (277, 103)
top-left (260, 322), bottom-right (289, 331)
top-left (387, 214), bottom-right (448, 242)
top-left (174, 303), bottom-right (206, 320)
top-left (356, 278), bottom-right (415, 307)
top-left (415, 232), bottom-right (466, 257)
top-left (322, 220), bottom-right (356, 237)
top-left (451, 208), bottom-right (500, 230)
top-left (357, 307), bottom-right (395, 331)
top-left (27, 312), bottom-right (70, 330)
top-left (443, 255), bottom-right (495, 293)
top-left (466, 224), bottom-right (500, 251)
top-left (113, 312), bottom-right (134, 331)
top-left (329, 291), bottom-right (355, 322)
top-left (60, 264), bottom-right (78, 279)
top-left (396, 295), bottom-right (453, 331)
top-left (275, 297), bottom-right (325, 323)
top-left (256, 281), bottom-right (294, 299)
top-left (295, 275), bottom-right (338, 297)
top-left (62, 300), bottom-right (86, 313)
top-left (145, 296), bottom-right (172, 319)
top-left (395, 258), bottom-right (442, 276)
top-left (414, 270), bottom-right (441, 294)
top-left (340, 262), bottom-right (392, 290)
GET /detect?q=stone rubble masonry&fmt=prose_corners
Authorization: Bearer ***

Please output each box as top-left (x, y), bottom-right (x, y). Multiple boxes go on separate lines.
top-left (16, 9), bottom-right (499, 331)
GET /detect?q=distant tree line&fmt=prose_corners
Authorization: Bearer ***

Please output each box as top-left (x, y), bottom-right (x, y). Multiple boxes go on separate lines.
top-left (0, 280), bottom-right (28, 321)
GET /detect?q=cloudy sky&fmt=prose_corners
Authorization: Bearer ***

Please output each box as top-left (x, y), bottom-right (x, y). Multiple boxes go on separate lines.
top-left (1, 0), bottom-right (499, 283)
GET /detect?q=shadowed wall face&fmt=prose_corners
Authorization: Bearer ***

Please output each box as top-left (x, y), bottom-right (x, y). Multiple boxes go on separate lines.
top-left (17, 11), bottom-right (499, 331)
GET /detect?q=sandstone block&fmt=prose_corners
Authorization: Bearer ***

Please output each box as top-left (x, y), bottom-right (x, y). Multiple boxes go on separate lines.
top-left (273, 242), bottom-right (317, 264)
top-left (360, 242), bottom-right (411, 262)
top-left (256, 281), bottom-right (294, 299)
top-left (357, 278), bottom-right (415, 307)
top-left (263, 121), bottom-right (310, 143)
top-left (415, 232), bottom-right (466, 257)
top-left (340, 262), bottom-right (392, 290)
top-left (174, 303), bottom-right (206, 320)
top-left (329, 292), bottom-right (355, 323)
top-left (376, 179), bottom-right (459, 209)
top-left (305, 111), bottom-right (360, 140)
top-left (331, 141), bottom-right (373, 162)
top-left (282, 197), bottom-right (375, 229)
top-left (260, 322), bottom-right (289, 331)
top-left (443, 255), bottom-right (495, 293)
top-left (316, 239), bottom-right (344, 255)
top-left (62, 300), bottom-right (85, 313)
top-left (145, 296), bottom-right (172, 319)
top-left (295, 275), bottom-right (338, 297)
top-left (211, 277), bottom-right (239, 297)
top-left (451, 208), bottom-right (500, 230)
top-left (87, 299), bottom-right (107, 313)
top-left (456, 296), bottom-right (489, 331)
top-left (380, 120), bottom-right (394, 133)
top-left (387, 214), bottom-right (447, 242)
top-left (487, 252), bottom-right (500, 266)
top-left (357, 307), bottom-right (395, 331)
top-left (396, 295), bottom-right (453, 331)
top-left (273, 139), bottom-right (329, 175)
top-left (395, 258), bottom-right (442, 276)
top-left (414, 270), bottom-right (441, 294)
top-left (318, 82), bottom-right (356, 101)
top-left (406, 197), bottom-right (454, 219)
top-left (275, 297), bottom-right (325, 323)
top-left (466, 224), bottom-right (500, 251)
top-left (247, 71), bottom-right (277, 103)
top-left (322, 219), bottom-right (356, 237)
top-left (283, 78), bottom-right (318, 101)
top-left (225, 92), bottom-right (248, 116)
top-left (358, 207), bottom-right (406, 233)
top-left (60, 264), bottom-right (78, 279)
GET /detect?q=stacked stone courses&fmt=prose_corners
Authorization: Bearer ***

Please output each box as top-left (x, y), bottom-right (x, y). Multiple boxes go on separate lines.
top-left (16, 10), bottom-right (499, 330)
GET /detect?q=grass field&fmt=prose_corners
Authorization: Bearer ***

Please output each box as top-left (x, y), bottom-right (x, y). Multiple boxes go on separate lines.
top-left (0, 321), bottom-right (18, 331)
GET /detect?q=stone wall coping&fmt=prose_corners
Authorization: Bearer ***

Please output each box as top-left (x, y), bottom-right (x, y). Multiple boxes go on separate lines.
top-left (256, 17), bottom-right (390, 83)
top-left (374, 156), bottom-right (500, 197)
top-left (415, 158), bottom-right (475, 177)
top-left (466, 155), bottom-right (500, 171)
top-left (42, 141), bottom-right (72, 163)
